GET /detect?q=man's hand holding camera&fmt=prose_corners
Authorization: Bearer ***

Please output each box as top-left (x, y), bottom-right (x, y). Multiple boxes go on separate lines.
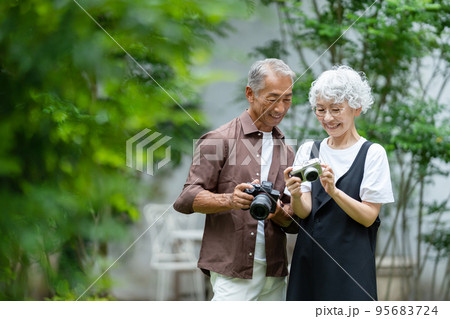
top-left (266, 199), bottom-right (294, 228)
top-left (238, 180), bottom-right (293, 227)
top-left (230, 179), bottom-right (260, 210)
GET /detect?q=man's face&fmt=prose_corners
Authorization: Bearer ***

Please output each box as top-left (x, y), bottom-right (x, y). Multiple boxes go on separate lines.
top-left (246, 73), bottom-right (293, 132)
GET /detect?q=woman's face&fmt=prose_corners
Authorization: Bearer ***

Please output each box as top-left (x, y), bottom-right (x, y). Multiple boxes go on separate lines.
top-left (314, 97), bottom-right (361, 138)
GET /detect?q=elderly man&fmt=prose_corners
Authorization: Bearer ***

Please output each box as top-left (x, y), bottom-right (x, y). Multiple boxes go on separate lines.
top-left (174, 58), bottom-right (296, 301)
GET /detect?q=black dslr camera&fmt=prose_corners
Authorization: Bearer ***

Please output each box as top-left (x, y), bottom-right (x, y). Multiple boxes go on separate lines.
top-left (243, 181), bottom-right (280, 220)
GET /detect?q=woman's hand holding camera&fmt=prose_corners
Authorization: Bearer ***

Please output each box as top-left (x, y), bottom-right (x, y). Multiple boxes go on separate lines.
top-left (319, 164), bottom-right (339, 197)
top-left (283, 167), bottom-right (312, 219)
top-left (283, 167), bottom-right (303, 199)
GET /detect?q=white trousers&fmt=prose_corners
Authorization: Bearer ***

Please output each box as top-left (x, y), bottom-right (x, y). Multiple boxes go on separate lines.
top-left (210, 260), bottom-right (287, 301)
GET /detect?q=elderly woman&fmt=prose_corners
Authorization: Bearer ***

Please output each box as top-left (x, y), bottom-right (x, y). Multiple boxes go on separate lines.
top-left (284, 65), bottom-right (394, 301)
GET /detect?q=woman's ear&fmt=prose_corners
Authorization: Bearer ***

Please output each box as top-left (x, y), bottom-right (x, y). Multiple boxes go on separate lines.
top-left (355, 107), bottom-right (362, 117)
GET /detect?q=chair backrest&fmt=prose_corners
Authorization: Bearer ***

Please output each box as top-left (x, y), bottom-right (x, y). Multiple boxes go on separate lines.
top-left (143, 203), bottom-right (204, 263)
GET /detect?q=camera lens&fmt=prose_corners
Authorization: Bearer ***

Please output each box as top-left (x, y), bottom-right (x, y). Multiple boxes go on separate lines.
top-left (304, 167), bottom-right (319, 182)
top-left (249, 194), bottom-right (272, 220)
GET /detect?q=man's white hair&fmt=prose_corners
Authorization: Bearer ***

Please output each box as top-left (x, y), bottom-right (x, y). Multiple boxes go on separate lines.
top-left (309, 65), bottom-right (374, 113)
top-left (247, 58), bottom-right (296, 96)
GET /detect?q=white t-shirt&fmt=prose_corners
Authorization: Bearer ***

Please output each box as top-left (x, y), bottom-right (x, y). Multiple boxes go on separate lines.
top-left (254, 131), bottom-right (273, 262)
top-left (286, 137), bottom-right (394, 204)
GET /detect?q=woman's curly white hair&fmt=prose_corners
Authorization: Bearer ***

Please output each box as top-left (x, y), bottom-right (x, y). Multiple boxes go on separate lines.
top-left (308, 65), bottom-right (374, 113)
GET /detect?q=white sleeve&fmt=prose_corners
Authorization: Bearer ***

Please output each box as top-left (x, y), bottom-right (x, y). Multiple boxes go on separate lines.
top-left (360, 144), bottom-right (395, 204)
top-left (284, 140), bottom-right (314, 196)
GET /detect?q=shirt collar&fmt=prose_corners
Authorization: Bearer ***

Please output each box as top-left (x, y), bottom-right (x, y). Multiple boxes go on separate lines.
top-left (239, 110), bottom-right (285, 139)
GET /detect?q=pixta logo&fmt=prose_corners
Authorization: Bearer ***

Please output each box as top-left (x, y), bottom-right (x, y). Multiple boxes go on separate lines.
top-left (126, 129), bottom-right (172, 176)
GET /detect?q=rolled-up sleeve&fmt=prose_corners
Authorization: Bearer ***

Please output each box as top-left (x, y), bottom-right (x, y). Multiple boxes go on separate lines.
top-left (173, 131), bottom-right (227, 214)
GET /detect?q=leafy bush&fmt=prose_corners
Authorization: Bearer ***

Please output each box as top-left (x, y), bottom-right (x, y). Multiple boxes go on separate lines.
top-left (0, 0), bottom-right (251, 300)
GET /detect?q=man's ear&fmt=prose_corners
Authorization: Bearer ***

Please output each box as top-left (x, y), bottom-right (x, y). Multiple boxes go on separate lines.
top-left (245, 86), bottom-right (254, 103)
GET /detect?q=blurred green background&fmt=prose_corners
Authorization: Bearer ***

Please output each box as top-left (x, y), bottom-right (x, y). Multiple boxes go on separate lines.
top-left (0, 0), bottom-right (251, 300)
top-left (0, 0), bottom-right (449, 300)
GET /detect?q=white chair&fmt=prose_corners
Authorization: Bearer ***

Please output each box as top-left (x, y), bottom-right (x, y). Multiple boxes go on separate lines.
top-left (143, 203), bottom-right (205, 300)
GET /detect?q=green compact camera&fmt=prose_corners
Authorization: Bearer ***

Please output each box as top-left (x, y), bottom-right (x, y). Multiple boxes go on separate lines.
top-left (290, 158), bottom-right (322, 182)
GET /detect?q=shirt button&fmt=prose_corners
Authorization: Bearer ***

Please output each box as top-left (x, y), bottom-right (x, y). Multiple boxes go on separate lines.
top-left (251, 232), bottom-right (254, 236)
top-left (258, 133), bottom-right (262, 136)
top-left (249, 252), bottom-right (253, 256)
top-left (256, 173), bottom-right (259, 176)
top-left (256, 154), bottom-right (260, 157)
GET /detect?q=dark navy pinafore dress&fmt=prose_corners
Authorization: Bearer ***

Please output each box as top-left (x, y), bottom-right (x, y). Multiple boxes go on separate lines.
top-left (287, 140), bottom-right (379, 301)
